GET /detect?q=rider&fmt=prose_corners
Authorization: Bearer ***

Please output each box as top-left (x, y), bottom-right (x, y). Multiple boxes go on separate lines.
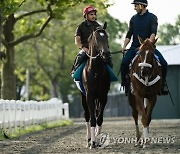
top-left (120, 0), bottom-right (168, 95)
top-left (71, 5), bottom-right (113, 74)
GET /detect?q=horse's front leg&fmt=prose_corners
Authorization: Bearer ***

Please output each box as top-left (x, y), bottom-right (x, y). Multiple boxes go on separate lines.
top-left (81, 93), bottom-right (91, 147)
top-left (87, 93), bottom-right (97, 149)
top-left (142, 97), bottom-right (157, 148)
top-left (129, 93), bottom-right (141, 145)
top-left (96, 96), bottom-right (107, 136)
top-left (141, 98), bottom-right (153, 148)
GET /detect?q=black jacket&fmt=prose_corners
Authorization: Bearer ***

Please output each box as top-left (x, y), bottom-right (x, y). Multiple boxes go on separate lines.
top-left (126, 10), bottom-right (158, 49)
top-left (75, 20), bottom-right (101, 48)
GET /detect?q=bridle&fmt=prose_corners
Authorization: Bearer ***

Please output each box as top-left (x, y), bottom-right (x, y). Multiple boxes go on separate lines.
top-left (132, 44), bottom-right (161, 86)
top-left (87, 29), bottom-right (110, 60)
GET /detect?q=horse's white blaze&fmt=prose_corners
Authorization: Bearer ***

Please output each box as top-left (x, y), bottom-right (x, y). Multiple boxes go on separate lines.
top-left (138, 50), bottom-right (152, 68)
top-left (86, 122), bottom-right (91, 139)
top-left (144, 50), bottom-right (148, 63)
top-left (99, 32), bottom-right (104, 36)
top-left (91, 127), bottom-right (96, 143)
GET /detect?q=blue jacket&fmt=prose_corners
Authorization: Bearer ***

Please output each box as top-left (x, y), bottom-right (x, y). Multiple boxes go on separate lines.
top-left (126, 10), bottom-right (158, 49)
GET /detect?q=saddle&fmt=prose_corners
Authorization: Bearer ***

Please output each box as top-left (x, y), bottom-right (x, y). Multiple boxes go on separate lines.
top-left (72, 62), bottom-right (118, 95)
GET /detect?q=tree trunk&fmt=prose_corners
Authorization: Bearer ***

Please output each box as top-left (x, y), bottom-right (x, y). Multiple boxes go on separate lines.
top-left (0, 10), bottom-right (2, 97)
top-left (50, 80), bottom-right (60, 98)
top-left (1, 14), bottom-right (16, 99)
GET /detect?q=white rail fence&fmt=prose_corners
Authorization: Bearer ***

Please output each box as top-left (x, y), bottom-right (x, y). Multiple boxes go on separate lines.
top-left (0, 98), bottom-right (69, 129)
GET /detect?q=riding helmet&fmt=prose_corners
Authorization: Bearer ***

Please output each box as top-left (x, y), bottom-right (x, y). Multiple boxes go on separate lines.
top-left (83, 6), bottom-right (97, 17)
top-left (131, 0), bottom-right (148, 6)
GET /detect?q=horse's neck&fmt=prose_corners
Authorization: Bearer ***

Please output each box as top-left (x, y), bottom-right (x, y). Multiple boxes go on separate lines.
top-left (88, 57), bottom-right (104, 75)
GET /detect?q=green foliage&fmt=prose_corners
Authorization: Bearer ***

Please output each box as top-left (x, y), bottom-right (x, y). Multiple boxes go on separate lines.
top-left (158, 14), bottom-right (180, 45)
top-left (1, 0), bottom-right (126, 100)
top-left (0, 0), bottom-right (23, 16)
top-left (13, 1), bottom-right (128, 101)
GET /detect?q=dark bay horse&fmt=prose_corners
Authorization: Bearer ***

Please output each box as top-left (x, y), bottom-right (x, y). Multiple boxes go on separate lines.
top-left (128, 36), bottom-right (162, 147)
top-left (81, 25), bottom-right (110, 149)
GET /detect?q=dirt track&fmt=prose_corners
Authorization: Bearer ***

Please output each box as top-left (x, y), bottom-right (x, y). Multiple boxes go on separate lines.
top-left (0, 117), bottom-right (180, 154)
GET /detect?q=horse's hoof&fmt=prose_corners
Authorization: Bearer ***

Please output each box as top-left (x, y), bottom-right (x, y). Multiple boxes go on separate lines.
top-left (89, 141), bottom-right (96, 149)
top-left (95, 137), bottom-right (100, 145)
top-left (134, 142), bottom-right (140, 147)
top-left (86, 138), bottom-right (91, 148)
top-left (143, 138), bottom-right (151, 148)
top-left (143, 144), bottom-right (150, 148)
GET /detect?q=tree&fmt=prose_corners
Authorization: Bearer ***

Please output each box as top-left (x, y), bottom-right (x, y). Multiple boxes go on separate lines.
top-left (0, 0), bottom-right (97, 100)
top-left (158, 14), bottom-right (180, 45)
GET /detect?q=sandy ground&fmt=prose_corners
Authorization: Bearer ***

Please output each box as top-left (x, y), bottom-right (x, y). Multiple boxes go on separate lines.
top-left (0, 117), bottom-right (180, 154)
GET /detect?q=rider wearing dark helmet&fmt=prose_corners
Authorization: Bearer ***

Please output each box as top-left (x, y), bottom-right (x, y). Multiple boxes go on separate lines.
top-left (71, 5), bottom-right (112, 74)
top-left (120, 0), bottom-right (168, 95)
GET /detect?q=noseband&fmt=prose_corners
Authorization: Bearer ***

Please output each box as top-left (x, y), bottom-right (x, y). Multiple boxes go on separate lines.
top-left (132, 49), bottom-right (161, 86)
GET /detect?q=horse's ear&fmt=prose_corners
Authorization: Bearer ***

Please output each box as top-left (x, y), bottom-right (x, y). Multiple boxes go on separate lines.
top-left (153, 37), bottom-right (158, 45)
top-left (138, 35), bottom-right (144, 45)
top-left (103, 21), bottom-right (107, 30)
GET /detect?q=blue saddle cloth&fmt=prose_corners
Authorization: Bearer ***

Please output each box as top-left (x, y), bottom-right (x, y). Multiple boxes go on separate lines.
top-left (72, 62), bottom-right (118, 82)
top-left (72, 62), bottom-right (118, 96)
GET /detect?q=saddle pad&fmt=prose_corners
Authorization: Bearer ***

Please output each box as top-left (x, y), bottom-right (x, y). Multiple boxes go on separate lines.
top-left (105, 64), bottom-right (118, 82)
top-left (74, 80), bottom-right (86, 96)
top-left (72, 61), bottom-right (86, 81)
top-left (72, 62), bottom-right (118, 82)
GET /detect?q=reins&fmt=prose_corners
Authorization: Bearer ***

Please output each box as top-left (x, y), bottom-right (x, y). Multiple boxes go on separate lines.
top-left (86, 52), bottom-right (100, 59)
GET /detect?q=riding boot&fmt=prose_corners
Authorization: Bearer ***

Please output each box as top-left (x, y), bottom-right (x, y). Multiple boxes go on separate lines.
top-left (120, 73), bottom-right (130, 96)
top-left (159, 78), bottom-right (168, 95)
top-left (124, 75), bottom-right (130, 96)
top-left (71, 52), bottom-right (87, 74)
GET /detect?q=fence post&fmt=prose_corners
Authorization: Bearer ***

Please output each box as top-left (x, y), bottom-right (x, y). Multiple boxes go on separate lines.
top-left (63, 103), bottom-right (69, 119)
top-left (0, 98), bottom-right (68, 130)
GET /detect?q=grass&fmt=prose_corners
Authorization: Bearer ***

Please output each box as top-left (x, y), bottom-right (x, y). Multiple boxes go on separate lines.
top-left (0, 119), bottom-right (73, 140)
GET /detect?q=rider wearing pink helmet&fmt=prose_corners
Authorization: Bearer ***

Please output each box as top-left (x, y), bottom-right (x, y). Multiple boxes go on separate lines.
top-left (83, 5), bottom-right (97, 17)
top-left (71, 5), bottom-right (112, 74)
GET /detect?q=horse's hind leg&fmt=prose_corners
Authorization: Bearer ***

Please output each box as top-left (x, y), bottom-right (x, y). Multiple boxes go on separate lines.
top-left (96, 97), bottom-right (107, 137)
top-left (146, 97), bottom-right (157, 132)
top-left (81, 93), bottom-right (91, 147)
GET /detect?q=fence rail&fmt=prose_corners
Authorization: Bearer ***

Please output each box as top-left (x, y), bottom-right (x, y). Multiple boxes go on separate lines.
top-left (0, 98), bottom-right (69, 129)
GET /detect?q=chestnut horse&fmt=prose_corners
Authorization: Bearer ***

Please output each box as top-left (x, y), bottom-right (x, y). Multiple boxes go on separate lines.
top-left (128, 37), bottom-right (162, 147)
top-left (81, 25), bottom-right (110, 149)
